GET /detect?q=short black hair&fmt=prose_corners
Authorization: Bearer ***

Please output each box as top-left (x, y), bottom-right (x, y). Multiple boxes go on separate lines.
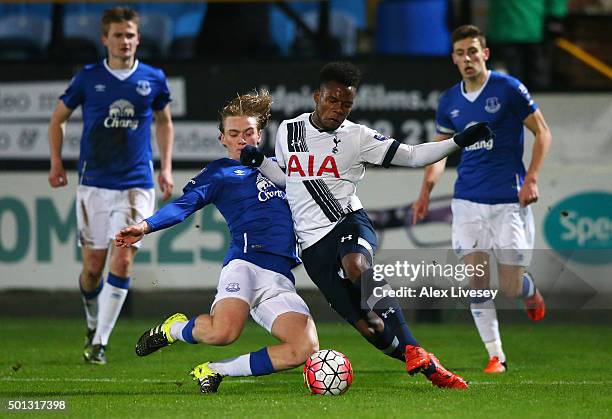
top-left (451, 25), bottom-right (487, 49)
top-left (319, 62), bottom-right (361, 89)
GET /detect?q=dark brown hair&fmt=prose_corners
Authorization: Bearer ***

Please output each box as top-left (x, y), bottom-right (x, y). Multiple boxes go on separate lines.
top-left (451, 25), bottom-right (487, 49)
top-left (101, 7), bottom-right (140, 36)
top-left (218, 89), bottom-right (273, 133)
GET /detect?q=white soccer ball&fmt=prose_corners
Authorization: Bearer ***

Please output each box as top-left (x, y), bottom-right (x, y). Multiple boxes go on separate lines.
top-left (303, 349), bottom-right (353, 395)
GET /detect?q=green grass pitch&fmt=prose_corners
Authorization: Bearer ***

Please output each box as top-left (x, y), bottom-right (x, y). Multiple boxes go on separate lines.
top-left (1, 318), bottom-right (611, 418)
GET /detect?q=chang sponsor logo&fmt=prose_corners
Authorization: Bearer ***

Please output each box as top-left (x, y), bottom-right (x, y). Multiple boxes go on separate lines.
top-left (544, 191), bottom-right (612, 265)
top-left (464, 138), bottom-right (494, 151)
top-left (103, 99), bottom-right (138, 130)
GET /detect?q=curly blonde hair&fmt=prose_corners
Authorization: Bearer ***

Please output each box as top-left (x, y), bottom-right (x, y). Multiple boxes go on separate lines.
top-left (218, 89), bottom-right (273, 134)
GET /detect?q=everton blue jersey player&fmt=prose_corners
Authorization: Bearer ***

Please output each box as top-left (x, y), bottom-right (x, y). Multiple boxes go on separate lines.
top-left (436, 70), bottom-right (538, 204)
top-left (145, 158), bottom-right (300, 280)
top-left (48, 7), bottom-right (174, 366)
top-left (60, 60), bottom-right (171, 190)
top-left (413, 25), bottom-right (552, 374)
top-left (115, 90), bottom-right (318, 395)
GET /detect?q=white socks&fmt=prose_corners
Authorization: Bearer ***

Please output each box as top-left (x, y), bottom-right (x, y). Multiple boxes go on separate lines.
top-left (209, 354), bottom-right (251, 377)
top-left (471, 299), bottom-right (506, 363)
top-left (170, 321), bottom-right (188, 342)
top-left (92, 274), bottom-right (130, 346)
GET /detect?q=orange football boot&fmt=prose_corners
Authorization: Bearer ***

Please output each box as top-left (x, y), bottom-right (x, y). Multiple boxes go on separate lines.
top-left (483, 356), bottom-right (507, 374)
top-left (524, 289), bottom-right (546, 321)
top-left (405, 345), bottom-right (429, 375)
top-left (427, 354), bottom-right (469, 389)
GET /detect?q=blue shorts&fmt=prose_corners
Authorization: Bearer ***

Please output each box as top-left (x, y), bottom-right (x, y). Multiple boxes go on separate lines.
top-left (301, 209), bottom-right (378, 324)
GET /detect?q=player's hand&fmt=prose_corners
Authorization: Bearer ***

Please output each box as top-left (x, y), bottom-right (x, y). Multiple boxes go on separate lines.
top-left (115, 221), bottom-right (149, 248)
top-left (519, 176), bottom-right (539, 207)
top-left (411, 194), bottom-right (430, 225)
top-left (48, 164), bottom-right (68, 188)
top-left (158, 169), bottom-right (174, 201)
top-left (453, 122), bottom-right (493, 148)
top-left (240, 145), bottom-right (265, 167)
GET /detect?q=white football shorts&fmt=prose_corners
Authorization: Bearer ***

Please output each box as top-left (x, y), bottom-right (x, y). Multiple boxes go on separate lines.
top-left (451, 199), bottom-right (534, 266)
top-left (76, 185), bottom-right (155, 249)
top-left (211, 259), bottom-right (311, 333)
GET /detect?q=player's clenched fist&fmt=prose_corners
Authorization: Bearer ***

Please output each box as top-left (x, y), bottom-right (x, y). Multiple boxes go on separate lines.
top-left (453, 122), bottom-right (493, 148)
top-left (240, 145), bottom-right (265, 167)
top-left (115, 221), bottom-right (150, 248)
top-left (48, 165), bottom-right (68, 188)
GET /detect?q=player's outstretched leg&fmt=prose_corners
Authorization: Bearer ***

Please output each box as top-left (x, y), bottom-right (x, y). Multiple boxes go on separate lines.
top-left (135, 313), bottom-right (189, 356)
top-left (190, 362), bottom-right (224, 393)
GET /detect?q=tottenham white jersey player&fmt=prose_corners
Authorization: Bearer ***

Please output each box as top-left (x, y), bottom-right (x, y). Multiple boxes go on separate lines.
top-left (275, 113), bottom-right (398, 249)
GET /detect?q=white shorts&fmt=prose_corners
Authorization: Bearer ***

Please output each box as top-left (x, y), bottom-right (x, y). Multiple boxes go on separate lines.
top-left (451, 199), bottom-right (534, 266)
top-left (211, 259), bottom-right (311, 333)
top-left (76, 185), bottom-right (155, 249)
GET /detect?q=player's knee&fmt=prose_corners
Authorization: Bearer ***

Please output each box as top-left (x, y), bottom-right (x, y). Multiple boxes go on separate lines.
top-left (81, 267), bottom-right (104, 284)
top-left (342, 254), bottom-right (370, 281)
top-left (353, 319), bottom-right (376, 339)
top-left (208, 326), bottom-right (241, 346)
top-left (111, 255), bottom-right (133, 277)
top-left (288, 339), bottom-right (319, 367)
top-left (365, 313), bottom-right (385, 333)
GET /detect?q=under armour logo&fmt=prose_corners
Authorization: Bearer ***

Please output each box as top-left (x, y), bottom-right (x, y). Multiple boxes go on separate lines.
top-left (332, 136), bottom-right (341, 154)
top-left (340, 235), bottom-right (353, 243)
top-left (382, 307), bottom-right (395, 318)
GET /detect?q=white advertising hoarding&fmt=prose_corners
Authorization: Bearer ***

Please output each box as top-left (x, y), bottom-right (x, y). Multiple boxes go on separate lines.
top-left (0, 165), bottom-right (610, 293)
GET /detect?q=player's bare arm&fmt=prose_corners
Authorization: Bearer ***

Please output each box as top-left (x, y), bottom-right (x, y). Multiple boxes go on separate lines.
top-left (412, 133), bottom-right (453, 225)
top-left (115, 220), bottom-right (151, 248)
top-left (154, 104), bottom-right (175, 201)
top-left (48, 101), bottom-right (74, 188)
top-left (519, 109), bottom-right (552, 207)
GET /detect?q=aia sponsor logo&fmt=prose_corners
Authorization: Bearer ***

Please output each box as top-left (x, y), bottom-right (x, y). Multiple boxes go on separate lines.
top-left (287, 155), bottom-right (340, 178)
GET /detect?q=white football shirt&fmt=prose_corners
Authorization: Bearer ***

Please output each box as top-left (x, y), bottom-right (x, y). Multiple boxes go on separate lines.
top-left (275, 113), bottom-right (400, 249)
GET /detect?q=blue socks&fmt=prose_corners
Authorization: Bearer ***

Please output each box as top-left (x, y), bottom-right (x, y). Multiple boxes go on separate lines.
top-left (181, 317), bottom-right (198, 344)
top-left (249, 347), bottom-right (275, 376)
top-left (521, 273), bottom-right (536, 298)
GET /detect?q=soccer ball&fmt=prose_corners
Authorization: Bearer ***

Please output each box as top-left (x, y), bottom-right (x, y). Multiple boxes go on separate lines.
top-left (303, 349), bottom-right (353, 395)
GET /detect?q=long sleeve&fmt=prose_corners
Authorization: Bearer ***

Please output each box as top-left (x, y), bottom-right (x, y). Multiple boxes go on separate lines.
top-left (145, 190), bottom-right (206, 232)
top-left (259, 157), bottom-right (287, 188)
top-left (390, 139), bottom-right (459, 168)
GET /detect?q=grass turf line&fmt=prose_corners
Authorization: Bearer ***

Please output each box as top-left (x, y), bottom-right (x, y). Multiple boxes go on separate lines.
top-left (0, 319), bottom-right (611, 418)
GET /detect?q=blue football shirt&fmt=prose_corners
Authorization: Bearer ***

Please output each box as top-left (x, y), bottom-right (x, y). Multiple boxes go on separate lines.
top-left (61, 60), bottom-right (171, 190)
top-left (436, 71), bottom-right (538, 204)
top-left (146, 158), bottom-right (300, 281)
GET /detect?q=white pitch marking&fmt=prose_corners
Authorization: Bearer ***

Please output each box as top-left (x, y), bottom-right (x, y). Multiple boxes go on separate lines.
top-left (1, 377), bottom-right (611, 386)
